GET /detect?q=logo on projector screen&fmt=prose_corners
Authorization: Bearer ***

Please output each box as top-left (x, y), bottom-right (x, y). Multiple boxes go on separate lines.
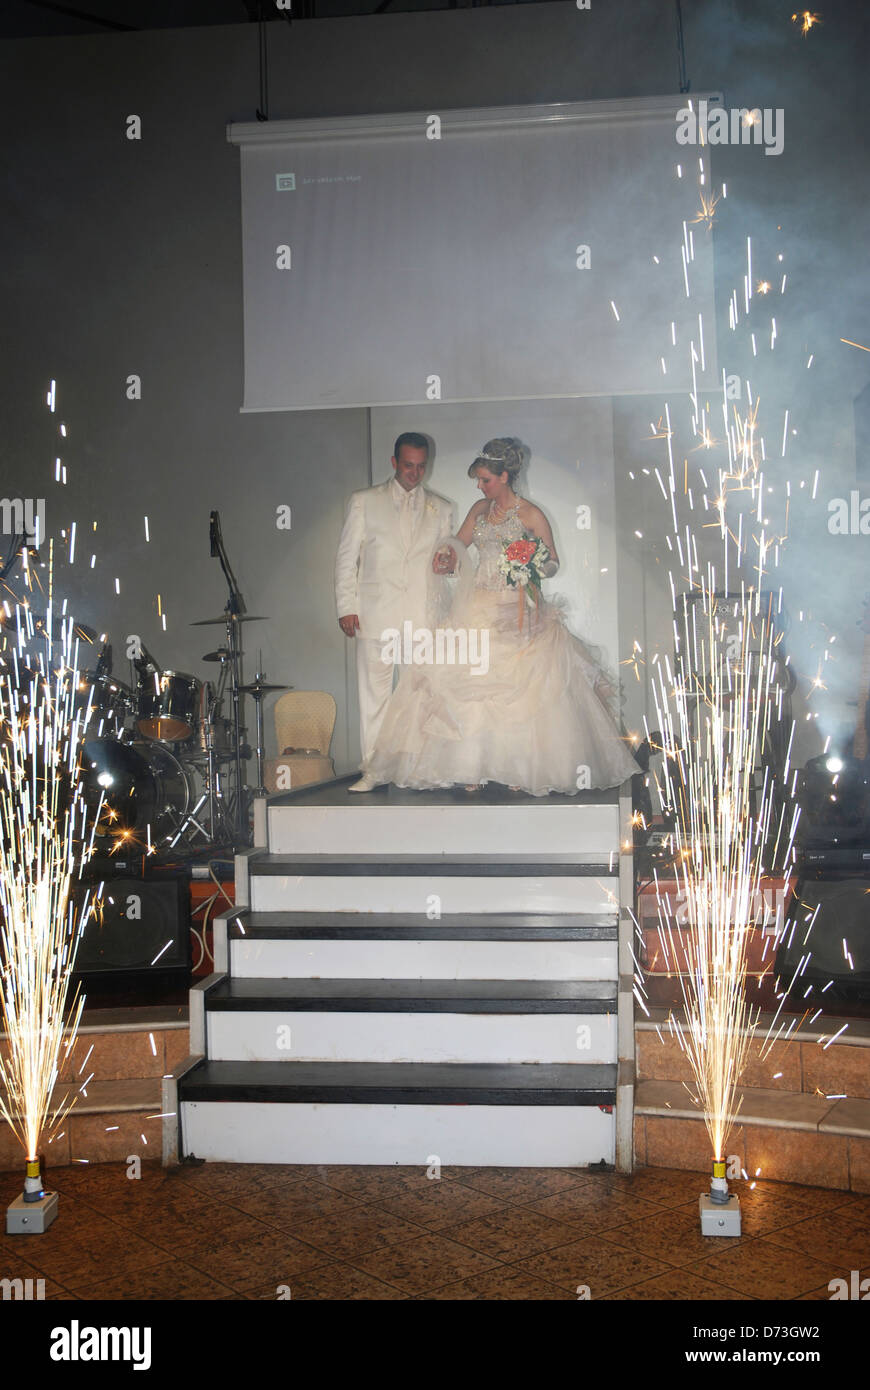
top-left (275, 173), bottom-right (296, 191)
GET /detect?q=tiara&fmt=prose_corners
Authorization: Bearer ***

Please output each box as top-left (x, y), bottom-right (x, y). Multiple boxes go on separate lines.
top-left (477, 450), bottom-right (516, 465)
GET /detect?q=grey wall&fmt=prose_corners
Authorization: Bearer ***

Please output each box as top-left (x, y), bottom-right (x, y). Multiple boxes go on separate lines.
top-left (1, 0), bottom-right (867, 775)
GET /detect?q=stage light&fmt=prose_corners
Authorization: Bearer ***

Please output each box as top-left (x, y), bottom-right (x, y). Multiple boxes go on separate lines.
top-left (825, 756), bottom-right (844, 773)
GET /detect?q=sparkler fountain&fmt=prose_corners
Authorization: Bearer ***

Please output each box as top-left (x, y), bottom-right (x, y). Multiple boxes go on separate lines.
top-left (649, 555), bottom-right (795, 1235)
top-left (1, 548), bottom-right (100, 1233)
top-left (633, 146), bottom-right (815, 1233)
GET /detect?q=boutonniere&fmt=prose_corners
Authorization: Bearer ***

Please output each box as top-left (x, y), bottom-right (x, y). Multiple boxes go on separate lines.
top-left (425, 500), bottom-right (436, 514)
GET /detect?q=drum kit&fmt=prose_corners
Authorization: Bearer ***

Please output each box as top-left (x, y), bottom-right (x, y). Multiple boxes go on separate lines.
top-left (10, 508), bottom-right (291, 857)
top-left (80, 614), bottom-right (290, 855)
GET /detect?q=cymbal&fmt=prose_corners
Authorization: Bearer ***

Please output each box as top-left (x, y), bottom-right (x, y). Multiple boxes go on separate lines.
top-left (240, 679), bottom-right (291, 696)
top-left (191, 614), bottom-right (268, 627)
top-left (202, 648), bottom-right (230, 663)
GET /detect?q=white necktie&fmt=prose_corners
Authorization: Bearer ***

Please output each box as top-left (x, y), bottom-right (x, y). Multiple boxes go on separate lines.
top-left (399, 487), bottom-right (419, 547)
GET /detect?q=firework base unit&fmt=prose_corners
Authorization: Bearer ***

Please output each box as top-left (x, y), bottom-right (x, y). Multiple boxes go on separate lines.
top-left (6, 1189), bottom-right (59, 1235)
top-left (699, 1191), bottom-right (741, 1237)
top-left (172, 776), bottom-right (636, 1168)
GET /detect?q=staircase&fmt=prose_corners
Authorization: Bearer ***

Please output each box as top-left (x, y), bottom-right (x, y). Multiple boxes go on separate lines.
top-left (174, 777), bottom-right (635, 1168)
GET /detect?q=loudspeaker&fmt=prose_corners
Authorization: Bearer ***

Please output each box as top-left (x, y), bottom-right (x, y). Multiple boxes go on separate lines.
top-left (71, 874), bottom-right (191, 991)
top-left (776, 874), bottom-right (870, 1000)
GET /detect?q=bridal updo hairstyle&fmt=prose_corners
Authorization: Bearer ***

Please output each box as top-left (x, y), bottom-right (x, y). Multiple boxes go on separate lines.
top-left (468, 437), bottom-right (524, 484)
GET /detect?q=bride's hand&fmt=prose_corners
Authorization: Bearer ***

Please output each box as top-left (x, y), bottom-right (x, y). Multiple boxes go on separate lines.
top-left (433, 546), bottom-right (456, 575)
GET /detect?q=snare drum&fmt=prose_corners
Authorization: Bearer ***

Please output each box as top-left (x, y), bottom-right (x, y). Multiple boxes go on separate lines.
top-left (77, 671), bottom-right (136, 737)
top-left (136, 670), bottom-right (200, 743)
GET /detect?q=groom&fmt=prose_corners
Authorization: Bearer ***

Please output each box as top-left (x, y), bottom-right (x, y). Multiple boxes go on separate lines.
top-left (335, 432), bottom-right (455, 792)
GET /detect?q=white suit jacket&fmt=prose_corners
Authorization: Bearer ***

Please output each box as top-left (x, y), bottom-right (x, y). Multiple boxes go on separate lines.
top-left (335, 480), bottom-right (456, 639)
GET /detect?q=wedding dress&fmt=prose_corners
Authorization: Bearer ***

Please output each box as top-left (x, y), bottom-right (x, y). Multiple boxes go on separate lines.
top-left (362, 501), bottom-right (640, 795)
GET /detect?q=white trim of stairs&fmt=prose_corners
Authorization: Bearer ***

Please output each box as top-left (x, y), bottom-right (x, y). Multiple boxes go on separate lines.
top-left (189, 974), bottom-right (224, 1056)
top-left (233, 847), bottom-right (264, 910)
top-left (163, 1054), bottom-right (205, 1168)
top-left (253, 796), bottom-right (268, 850)
top-left (213, 910), bottom-right (232, 974)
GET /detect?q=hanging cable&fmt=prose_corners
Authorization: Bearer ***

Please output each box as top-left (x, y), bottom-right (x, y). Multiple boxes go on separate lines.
top-left (256, 1), bottom-right (270, 123)
top-left (674, 0), bottom-right (690, 94)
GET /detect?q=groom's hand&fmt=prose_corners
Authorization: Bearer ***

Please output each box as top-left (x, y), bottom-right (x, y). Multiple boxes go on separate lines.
top-left (339, 614), bottom-right (360, 637)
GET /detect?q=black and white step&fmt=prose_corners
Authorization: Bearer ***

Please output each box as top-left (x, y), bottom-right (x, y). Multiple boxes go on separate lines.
top-left (178, 1059), bottom-right (617, 1166)
top-left (200, 976), bottom-right (617, 1064)
top-left (264, 780), bottom-right (622, 858)
top-left (246, 853), bottom-right (621, 915)
top-left (215, 909), bottom-right (619, 981)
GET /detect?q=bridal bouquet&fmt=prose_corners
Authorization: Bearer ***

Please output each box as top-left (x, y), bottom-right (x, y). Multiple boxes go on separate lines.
top-left (498, 534), bottom-right (551, 602)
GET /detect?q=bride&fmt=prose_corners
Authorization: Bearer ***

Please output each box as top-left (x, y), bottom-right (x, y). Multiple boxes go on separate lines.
top-left (357, 438), bottom-right (640, 796)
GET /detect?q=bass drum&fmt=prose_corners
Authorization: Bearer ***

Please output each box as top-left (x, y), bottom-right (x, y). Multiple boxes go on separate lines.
top-left (83, 738), bottom-right (193, 841)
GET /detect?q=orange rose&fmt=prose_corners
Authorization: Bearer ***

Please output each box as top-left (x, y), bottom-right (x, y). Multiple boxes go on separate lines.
top-left (505, 539), bottom-right (536, 564)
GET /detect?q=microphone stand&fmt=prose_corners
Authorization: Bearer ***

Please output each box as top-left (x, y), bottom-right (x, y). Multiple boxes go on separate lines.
top-left (209, 512), bottom-right (249, 840)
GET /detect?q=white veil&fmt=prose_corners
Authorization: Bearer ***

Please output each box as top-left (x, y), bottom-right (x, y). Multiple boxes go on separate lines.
top-left (425, 534), bottom-right (474, 628)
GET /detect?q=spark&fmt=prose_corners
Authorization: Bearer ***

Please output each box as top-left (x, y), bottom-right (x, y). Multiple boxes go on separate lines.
top-left (691, 189), bottom-right (721, 232)
top-left (648, 417), bottom-right (673, 441)
top-left (791, 11), bottom-right (821, 35)
top-left (693, 427), bottom-right (718, 452)
top-left (840, 338), bottom-right (870, 353)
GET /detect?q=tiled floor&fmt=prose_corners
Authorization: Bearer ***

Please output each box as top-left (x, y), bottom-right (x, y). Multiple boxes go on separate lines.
top-left (1, 1161), bottom-right (868, 1300)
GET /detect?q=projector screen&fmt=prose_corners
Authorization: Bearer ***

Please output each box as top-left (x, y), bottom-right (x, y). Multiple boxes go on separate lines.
top-left (228, 96), bottom-right (718, 413)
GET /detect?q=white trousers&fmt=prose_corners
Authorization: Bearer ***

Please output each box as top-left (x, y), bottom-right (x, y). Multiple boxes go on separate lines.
top-left (355, 637), bottom-right (399, 765)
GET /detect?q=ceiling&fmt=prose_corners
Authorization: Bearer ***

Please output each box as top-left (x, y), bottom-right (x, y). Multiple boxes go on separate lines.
top-left (1, 0), bottom-right (560, 39)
